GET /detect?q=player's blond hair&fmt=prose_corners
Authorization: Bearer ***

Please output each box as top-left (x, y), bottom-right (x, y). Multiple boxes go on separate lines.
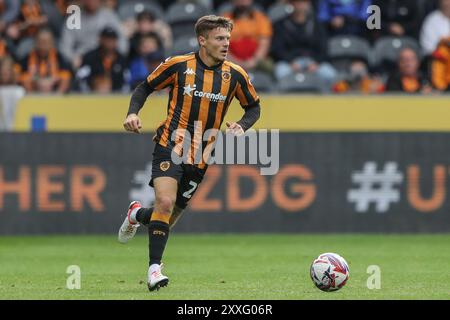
top-left (194, 15), bottom-right (233, 38)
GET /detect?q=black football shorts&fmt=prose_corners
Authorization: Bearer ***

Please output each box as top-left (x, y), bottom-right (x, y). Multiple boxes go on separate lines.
top-left (149, 143), bottom-right (207, 209)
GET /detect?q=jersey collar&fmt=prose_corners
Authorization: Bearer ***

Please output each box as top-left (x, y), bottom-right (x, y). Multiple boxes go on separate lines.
top-left (195, 51), bottom-right (224, 70)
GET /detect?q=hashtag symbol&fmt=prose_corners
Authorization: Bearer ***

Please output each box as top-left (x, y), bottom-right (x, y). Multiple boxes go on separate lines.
top-left (347, 162), bottom-right (403, 213)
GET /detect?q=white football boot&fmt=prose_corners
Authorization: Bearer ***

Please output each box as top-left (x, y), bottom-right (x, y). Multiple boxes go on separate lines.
top-left (117, 201), bottom-right (141, 244)
top-left (147, 263), bottom-right (169, 291)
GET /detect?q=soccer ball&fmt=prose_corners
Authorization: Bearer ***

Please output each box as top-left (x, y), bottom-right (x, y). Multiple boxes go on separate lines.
top-left (310, 253), bottom-right (350, 292)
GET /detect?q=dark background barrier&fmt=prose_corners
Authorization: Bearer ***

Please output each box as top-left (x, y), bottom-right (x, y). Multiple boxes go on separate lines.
top-left (1, 133), bottom-right (449, 234)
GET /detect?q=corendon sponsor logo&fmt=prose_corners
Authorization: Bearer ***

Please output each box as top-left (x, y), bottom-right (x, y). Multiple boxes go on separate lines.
top-left (183, 84), bottom-right (227, 102)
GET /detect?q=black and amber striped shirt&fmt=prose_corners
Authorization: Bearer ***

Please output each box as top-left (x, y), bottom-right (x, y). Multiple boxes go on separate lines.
top-left (147, 52), bottom-right (260, 168)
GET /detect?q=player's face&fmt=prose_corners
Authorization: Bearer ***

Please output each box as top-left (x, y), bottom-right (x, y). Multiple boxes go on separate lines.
top-left (202, 27), bottom-right (230, 63)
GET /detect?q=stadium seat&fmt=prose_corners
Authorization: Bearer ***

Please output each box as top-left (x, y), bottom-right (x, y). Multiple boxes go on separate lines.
top-left (277, 73), bottom-right (323, 93)
top-left (372, 36), bottom-right (422, 68)
top-left (171, 24), bottom-right (197, 42)
top-left (165, 2), bottom-right (209, 39)
top-left (117, 1), bottom-right (164, 21)
top-left (267, 3), bottom-right (294, 23)
top-left (327, 35), bottom-right (371, 76)
top-left (328, 36), bottom-right (371, 62)
top-left (166, 2), bottom-right (209, 24)
top-left (247, 71), bottom-right (274, 93)
top-left (169, 36), bottom-right (199, 57)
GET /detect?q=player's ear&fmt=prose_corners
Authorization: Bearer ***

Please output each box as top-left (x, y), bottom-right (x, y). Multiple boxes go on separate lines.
top-left (198, 35), bottom-right (206, 47)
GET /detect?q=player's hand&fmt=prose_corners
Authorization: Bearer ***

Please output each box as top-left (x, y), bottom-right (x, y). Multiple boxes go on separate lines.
top-left (226, 121), bottom-right (244, 137)
top-left (123, 113), bottom-right (142, 134)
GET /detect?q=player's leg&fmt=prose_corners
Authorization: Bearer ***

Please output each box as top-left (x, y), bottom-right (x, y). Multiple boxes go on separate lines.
top-left (147, 176), bottom-right (178, 291)
top-left (118, 200), bottom-right (143, 244)
top-left (166, 163), bottom-right (207, 228)
top-left (147, 164), bottom-right (206, 291)
top-left (169, 205), bottom-right (185, 230)
top-left (118, 143), bottom-right (179, 243)
top-left (117, 201), bottom-right (158, 243)
top-left (126, 202), bottom-right (184, 225)
top-left (135, 206), bottom-right (153, 226)
top-left (123, 202), bottom-right (183, 229)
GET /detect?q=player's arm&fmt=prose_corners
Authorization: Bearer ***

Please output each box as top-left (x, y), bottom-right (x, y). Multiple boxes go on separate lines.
top-left (124, 58), bottom-right (178, 133)
top-left (226, 103), bottom-right (260, 136)
top-left (227, 67), bottom-right (261, 136)
top-left (124, 81), bottom-right (153, 133)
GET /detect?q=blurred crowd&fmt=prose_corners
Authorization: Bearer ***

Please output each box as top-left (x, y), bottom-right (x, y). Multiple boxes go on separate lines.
top-left (0, 0), bottom-right (449, 94)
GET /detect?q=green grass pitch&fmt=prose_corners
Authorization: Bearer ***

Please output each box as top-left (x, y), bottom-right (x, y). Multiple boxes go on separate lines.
top-left (1, 234), bottom-right (449, 300)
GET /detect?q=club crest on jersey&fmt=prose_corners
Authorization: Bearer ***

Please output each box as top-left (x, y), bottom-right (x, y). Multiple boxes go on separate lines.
top-left (222, 71), bottom-right (231, 82)
top-left (160, 161), bottom-right (171, 171)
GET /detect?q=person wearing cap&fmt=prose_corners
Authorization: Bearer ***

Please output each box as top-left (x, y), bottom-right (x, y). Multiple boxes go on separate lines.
top-left (78, 26), bottom-right (127, 93)
top-left (59, 0), bottom-right (128, 69)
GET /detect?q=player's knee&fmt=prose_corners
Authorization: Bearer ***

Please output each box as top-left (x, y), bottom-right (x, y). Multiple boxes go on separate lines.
top-left (155, 195), bottom-right (175, 215)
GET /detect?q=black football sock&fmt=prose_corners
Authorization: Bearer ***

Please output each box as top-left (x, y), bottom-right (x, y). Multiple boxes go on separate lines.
top-left (148, 220), bottom-right (170, 266)
top-left (135, 207), bottom-right (153, 226)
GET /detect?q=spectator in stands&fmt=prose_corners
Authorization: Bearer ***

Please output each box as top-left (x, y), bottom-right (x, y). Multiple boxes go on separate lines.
top-left (223, 0), bottom-right (273, 72)
top-left (0, 37), bottom-right (16, 60)
top-left (18, 0), bottom-right (48, 36)
top-left (431, 37), bottom-right (450, 91)
top-left (129, 32), bottom-right (165, 89)
top-left (0, 0), bottom-right (19, 35)
top-left (317, 0), bottom-right (371, 36)
top-left (420, 0), bottom-right (450, 55)
top-left (53, 0), bottom-right (71, 16)
top-left (385, 47), bottom-right (432, 93)
top-left (5, 0), bottom-right (64, 43)
top-left (333, 60), bottom-right (384, 93)
top-left (19, 28), bottom-right (71, 93)
top-left (6, 0), bottom-right (49, 43)
top-left (271, 0), bottom-right (337, 87)
top-left (0, 55), bottom-right (20, 85)
top-left (59, 0), bottom-right (128, 69)
top-left (372, 0), bottom-right (421, 40)
top-left (79, 27), bottom-right (127, 93)
top-left (128, 10), bottom-right (172, 61)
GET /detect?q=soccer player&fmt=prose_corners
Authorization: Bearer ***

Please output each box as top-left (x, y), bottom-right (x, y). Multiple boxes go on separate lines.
top-left (118, 15), bottom-right (261, 292)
